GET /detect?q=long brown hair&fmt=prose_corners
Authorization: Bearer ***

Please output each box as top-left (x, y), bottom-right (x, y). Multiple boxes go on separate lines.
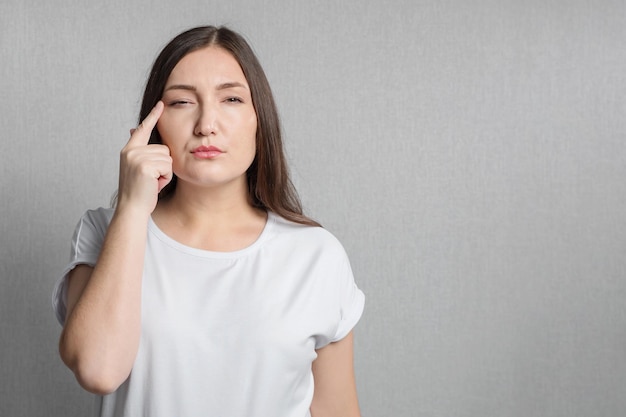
top-left (139, 26), bottom-right (319, 227)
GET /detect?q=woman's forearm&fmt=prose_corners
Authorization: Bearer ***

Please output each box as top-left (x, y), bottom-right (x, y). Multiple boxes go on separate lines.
top-left (59, 207), bottom-right (150, 394)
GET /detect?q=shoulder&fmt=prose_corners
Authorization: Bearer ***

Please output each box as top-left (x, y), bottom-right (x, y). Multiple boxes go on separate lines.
top-left (268, 213), bottom-right (348, 258)
top-left (79, 207), bottom-right (115, 232)
top-left (71, 207), bottom-right (115, 244)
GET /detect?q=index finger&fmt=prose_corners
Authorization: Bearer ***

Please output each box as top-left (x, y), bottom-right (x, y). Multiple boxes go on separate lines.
top-left (128, 101), bottom-right (164, 146)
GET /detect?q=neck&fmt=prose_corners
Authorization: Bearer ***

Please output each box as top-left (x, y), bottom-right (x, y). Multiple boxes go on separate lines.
top-left (166, 183), bottom-right (255, 223)
top-left (151, 179), bottom-right (267, 252)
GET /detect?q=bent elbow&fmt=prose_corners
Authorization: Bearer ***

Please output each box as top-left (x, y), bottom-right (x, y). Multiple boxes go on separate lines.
top-left (74, 368), bottom-right (124, 395)
top-left (68, 355), bottom-right (127, 394)
top-left (59, 344), bottom-right (126, 395)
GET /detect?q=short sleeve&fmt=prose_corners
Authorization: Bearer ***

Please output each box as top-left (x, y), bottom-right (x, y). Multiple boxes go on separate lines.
top-left (330, 256), bottom-right (365, 344)
top-left (51, 208), bottom-right (113, 325)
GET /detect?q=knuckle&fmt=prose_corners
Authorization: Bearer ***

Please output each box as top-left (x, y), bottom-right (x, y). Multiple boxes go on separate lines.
top-left (120, 146), bottom-right (135, 158)
top-left (137, 163), bottom-right (153, 176)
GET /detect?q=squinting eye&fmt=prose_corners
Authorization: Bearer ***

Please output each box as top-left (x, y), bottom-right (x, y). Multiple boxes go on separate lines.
top-left (168, 100), bottom-right (191, 106)
top-left (225, 97), bottom-right (243, 103)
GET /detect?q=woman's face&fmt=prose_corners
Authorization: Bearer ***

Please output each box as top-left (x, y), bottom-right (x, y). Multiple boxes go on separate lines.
top-left (157, 46), bottom-right (257, 191)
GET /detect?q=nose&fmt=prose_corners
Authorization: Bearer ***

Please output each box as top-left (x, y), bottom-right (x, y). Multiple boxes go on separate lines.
top-left (194, 103), bottom-right (218, 136)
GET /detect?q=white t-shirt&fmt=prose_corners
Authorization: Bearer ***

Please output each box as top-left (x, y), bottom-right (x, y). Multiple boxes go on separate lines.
top-left (52, 208), bottom-right (365, 417)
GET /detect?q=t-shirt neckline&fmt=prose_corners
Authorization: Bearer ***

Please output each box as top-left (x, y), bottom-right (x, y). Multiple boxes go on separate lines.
top-left (147, 211), bottom-right (276, 259)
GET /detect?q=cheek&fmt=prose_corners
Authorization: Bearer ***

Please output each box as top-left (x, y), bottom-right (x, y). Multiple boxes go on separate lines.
top-left (246, 118), bottom-right (258, 158)
top-left (156, 119), bottom-right (169, 143)
top-left (156, 116), bottom-right (179, 148)
top-left (246, 113), bottom-right (258, 144)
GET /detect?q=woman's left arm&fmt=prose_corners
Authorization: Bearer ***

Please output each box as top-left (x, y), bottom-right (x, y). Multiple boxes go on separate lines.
top-left (310, 331), bottom-right (361, 417)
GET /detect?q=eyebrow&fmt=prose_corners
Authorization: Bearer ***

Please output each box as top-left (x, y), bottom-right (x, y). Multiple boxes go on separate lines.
top-left (164, 84), bottom-right (196, 92)
top-left (164, 82), bottom-right (248, 92)
top-left (217, 82), bottom-right (248, 91)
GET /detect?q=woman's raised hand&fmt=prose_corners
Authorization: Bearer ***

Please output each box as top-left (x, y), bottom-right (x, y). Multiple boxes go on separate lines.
top-left (117, 101), bottom-right (172, 214)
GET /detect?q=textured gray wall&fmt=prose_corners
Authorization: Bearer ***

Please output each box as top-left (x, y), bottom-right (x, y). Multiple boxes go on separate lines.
top-left (2, 1), bottom-right (625, 416)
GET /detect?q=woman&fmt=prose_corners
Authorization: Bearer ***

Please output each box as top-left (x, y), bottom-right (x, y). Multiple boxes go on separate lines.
top-left (53, 26), bottom-right (364, 417)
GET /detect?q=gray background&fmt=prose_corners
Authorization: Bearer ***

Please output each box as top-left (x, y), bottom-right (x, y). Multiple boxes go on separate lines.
top-left (1, 0), bottom-right (625, 416)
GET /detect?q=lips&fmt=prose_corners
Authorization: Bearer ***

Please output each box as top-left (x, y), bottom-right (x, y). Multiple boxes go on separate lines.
top-left (192, 145), bottom-right (223, 159)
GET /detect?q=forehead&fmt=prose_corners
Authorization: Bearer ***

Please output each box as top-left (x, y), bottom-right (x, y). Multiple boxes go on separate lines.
top-left (166, 46), bottom-right (248, 86)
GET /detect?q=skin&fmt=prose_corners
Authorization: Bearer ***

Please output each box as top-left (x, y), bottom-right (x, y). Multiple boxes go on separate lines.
top-left (59, 46), bottom-right (360, 416)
